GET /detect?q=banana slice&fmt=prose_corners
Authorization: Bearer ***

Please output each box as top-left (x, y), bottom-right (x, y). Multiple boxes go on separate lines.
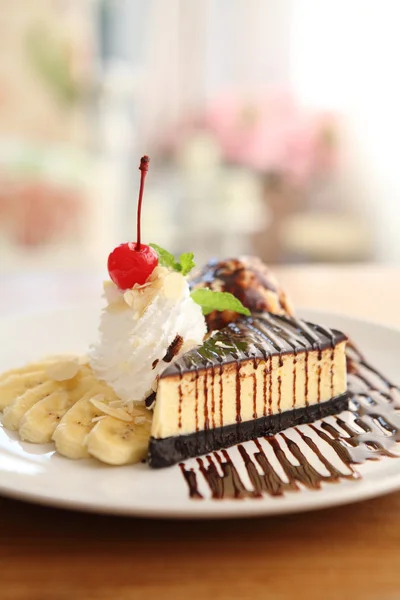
top-left (85, 409), bottom-right (152, 465)
top-left (18, 388), bottom-right (80, 443)
top-left (0, 370), bottom-right (49, 411)
top-left (17, 375), bottom-right (102, 444)
top-left (53, 389), bottom-right (110, 459)
top-left (2, 380), bottom-right (60, 430)
top-left (0, 356), bottom-right (83, 385)
top-left (18, 390), bottom-right (72, 443)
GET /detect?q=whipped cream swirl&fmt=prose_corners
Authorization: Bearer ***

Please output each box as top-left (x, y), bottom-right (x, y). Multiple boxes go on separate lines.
top-left (89, 266), bottom-right (206, 403)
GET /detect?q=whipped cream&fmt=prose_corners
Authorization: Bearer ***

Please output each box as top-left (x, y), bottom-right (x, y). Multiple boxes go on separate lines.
top-left (89, 266), bottom-right (206, 403)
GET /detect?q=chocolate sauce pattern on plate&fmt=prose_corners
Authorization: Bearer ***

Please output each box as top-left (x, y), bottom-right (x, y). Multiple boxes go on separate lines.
top-left (180, 344), bottom-right (400, 500)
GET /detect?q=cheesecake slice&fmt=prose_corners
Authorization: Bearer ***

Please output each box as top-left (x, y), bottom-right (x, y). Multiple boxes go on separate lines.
top-left (148, 313), bottom-right (348, 468)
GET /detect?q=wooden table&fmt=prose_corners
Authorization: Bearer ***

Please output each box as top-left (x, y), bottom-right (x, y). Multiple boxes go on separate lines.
top-left (1, 265), bottom-right (400, 600)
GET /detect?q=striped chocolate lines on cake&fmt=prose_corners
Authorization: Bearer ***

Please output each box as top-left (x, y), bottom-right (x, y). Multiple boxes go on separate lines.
top-left (149, 313), bottom-right (348, 468)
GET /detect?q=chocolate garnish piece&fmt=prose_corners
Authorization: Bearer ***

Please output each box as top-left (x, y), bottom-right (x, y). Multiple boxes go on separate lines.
top-left (163, 335), bottom-right (184, 363)
top-left (145, 391), bottom-right (156, 409)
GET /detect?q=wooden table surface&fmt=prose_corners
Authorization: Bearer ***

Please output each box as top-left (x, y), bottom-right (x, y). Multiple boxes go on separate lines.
top-left (1, 264), bottom-right (400, 600)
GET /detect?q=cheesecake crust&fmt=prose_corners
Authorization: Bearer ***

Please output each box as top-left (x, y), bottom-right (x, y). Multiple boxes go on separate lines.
top-left (148, 392), bottom-right (349, 468)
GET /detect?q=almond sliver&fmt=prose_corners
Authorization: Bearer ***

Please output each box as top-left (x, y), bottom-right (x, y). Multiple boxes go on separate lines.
top-left (89, 397), bottom-right (132, 422)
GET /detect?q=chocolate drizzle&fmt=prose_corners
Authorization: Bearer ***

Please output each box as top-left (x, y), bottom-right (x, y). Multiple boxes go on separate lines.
top-left (252, 372), bottom-right (257, 419)
top-left (179, 464), bottom-right (202, 499)
top-left (211, 365), bottom-right (216, 430)
top-left (194, 370), bottom-right (199, 432)
top-left (161, 313), bottom-right (347, 377)
top-left (262, 361), bottom-right (267, 417)
top-left (219, 364), bottom-right (224, 428)
top-left (268, 355), bottom-right (273, 416)
top-left (304, 353), bottom-right (309, 407)
top-left (235, 362), bottom-right (241, 423)
top-left (203, 368), bottom-right (209, 430)
top-left (317, 362), bottom-right (322, 404)
top-left (330, 347), bottom-right (335, 396)
top-left (179, 344), bottom-right (400, 500)
top-left (178, 373), bottom-right (183, 430)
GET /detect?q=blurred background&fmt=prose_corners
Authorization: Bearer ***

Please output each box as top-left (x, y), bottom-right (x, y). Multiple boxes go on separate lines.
top-left (0, 0), bottom-right (399, 275)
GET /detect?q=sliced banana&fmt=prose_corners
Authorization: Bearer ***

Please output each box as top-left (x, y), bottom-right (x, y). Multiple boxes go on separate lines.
top-left (53, 389), bottom-right (110, 459)
top-left (18, 390), bottom-right (71, 443)
top-left (0, 356), bottom-right (82, 385)
top-left (85, 409), bottom-right (152, 465)
top-left (18, 387), bottom-right (84, 444)
top-left (0, 356), bottom-right (154, 466)
top-left (17, 375), bottom-right (103, 444)
top-left (0, 370), bottom-right (48, 411)
top-left (2, 380), bottom-right (61, 430)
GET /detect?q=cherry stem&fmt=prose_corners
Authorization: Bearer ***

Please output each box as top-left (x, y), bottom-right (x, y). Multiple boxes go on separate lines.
top-left (137, 155), bottom-right (150, 250)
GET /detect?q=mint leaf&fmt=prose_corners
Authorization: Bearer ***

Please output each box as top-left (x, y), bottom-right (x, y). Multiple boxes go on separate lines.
top-left (150, 244), bottom-right (196, 276)
top-left (149, 243), bottom-right (180, 271)
top-left (191, 288), bottom-right (251, 316)
top-left (179, 252), bottom-right (195, 276)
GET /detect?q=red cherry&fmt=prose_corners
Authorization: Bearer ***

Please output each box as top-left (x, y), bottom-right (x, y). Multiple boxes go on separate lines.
top-left (107, 156), bottom-right (158, 290)
top-left (108, 242), bottom-right (158, 289)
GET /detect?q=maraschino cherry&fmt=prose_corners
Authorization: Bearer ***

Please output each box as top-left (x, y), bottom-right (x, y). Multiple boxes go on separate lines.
top-left (108, 156), bottom-right (158, 290)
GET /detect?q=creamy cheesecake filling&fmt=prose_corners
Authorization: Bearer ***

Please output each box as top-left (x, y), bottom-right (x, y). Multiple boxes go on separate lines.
top-left (152, 341), bottom-right (347, 439)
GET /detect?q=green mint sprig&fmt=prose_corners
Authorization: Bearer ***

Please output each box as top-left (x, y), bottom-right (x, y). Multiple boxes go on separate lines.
top-left (190, 288), bottom-right (250, 316)
top-left (149, 243), bottom-right (195, 276)
top-left (150, 243), bottom-right (250, 317)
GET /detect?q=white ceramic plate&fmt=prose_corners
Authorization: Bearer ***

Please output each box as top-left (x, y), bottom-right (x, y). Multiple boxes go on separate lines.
top-left (0, 305), bottom-right (400, 519)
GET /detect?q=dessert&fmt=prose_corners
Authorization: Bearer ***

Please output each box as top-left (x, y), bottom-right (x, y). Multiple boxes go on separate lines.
top-left (0, 155), bottom-right (350, 472)
top-left (149, 313), bottom-right (347, 467)
top-left (190, 256), bottom-right (294, 330)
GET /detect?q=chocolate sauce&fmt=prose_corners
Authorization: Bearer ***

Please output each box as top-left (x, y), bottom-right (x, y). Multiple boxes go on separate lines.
top-left (313, 423), bottom-right (357, 467)
top-left (219, 364), bottom-right (224, 427)
top-left (192, 453), bottom-right (257, 500)
top-left (179, 464), bottom-right (202, 499)
top-left (330, 347), bottom-right (335, 397)
top-left (178, 373), bottom-right (183, 430)
top-left (252, 372), bottom-right (257, 419)
top-left (196, 457), bottom-right (222, 499)
top-left (235, 362), bottom-right (242, 423)
top-left (279, 434), bottom-right (332, 489)
top-left (262, 361), bottom-right (267, 417)
top-left (203, 368), bottom-right (209, 430)
top-left (268, 355), bottom-right (273, 416)
top-left (194, 369), bottom-right (199, 432)
top-left (295, 428), bottom-right (343, 481)
top-left (305, 353), bottom-right (309, 407)
top-left (277, 375), bottom-right (282, 416)
top-left (180, 344), bottom-right (400, 500)
top-left (239, 441), bottom-right (295, 496)
top-left (216, 451), bottom-right (256, 499)
top-left (317, 362), bottom-right (322, 404)
top-left (211, 365), bottom-right (216, 430)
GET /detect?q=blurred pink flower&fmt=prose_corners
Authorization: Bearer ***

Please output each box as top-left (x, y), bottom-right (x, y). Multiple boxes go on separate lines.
top-left (0, 179), bottom-right (83, 247)
top-left (205, 90), bottom-right (337, 185)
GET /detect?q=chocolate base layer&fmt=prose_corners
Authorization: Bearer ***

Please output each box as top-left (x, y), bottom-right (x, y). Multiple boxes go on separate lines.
top-left (148, 393), bottom-right (349, 468)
